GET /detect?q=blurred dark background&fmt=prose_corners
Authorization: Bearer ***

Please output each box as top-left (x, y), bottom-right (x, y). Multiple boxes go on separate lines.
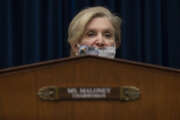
top-left (0, 0), bottom-right (180, 69)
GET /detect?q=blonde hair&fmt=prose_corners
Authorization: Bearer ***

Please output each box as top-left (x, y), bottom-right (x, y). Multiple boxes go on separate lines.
top-left (68, 6), bottom-right (122, 55)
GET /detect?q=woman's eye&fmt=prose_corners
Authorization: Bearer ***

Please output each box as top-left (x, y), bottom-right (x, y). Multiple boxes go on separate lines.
top-left (104, 32), bottom-right (112, 38)
top-left (87, 32), bottom-right (96, 37)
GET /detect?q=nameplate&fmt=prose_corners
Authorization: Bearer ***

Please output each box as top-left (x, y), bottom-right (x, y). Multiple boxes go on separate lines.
top-left (38, 86), bottom-right (140, 101)
top-left (60, 87), bottom-right (114, 99)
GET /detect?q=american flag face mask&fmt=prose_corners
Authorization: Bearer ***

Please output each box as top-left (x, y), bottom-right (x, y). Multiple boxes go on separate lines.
top-left (77, 45), bottom-right (116, 58)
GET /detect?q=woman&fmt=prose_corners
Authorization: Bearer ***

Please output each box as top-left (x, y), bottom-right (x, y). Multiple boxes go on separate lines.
top-left (68, 6), bottom-right (122, 58)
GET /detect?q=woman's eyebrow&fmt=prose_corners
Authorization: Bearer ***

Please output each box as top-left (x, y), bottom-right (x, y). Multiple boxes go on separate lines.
top-left (85, 29), bottom-right (96, 34)
top-left (103, 29), bottom-right (114, 33)
top-left (86, 28), bottom-right (114, 31)
top-left (86, 28), bottom-right (96, 31)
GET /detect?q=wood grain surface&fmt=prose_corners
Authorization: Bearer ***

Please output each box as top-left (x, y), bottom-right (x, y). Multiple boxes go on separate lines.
top-left (0, 56), bottom-right (180, 120)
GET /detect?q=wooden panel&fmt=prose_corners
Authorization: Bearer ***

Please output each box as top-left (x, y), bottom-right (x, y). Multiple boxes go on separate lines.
top-left (0, 56), bottom-right (180, 120)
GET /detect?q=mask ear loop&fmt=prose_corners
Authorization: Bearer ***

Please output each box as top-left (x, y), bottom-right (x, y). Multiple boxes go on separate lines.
top-left (112, 43), bottom-right (116, 49)
top-left (74, 44), bottom-right (80, 56)
top-left (110, 44), bottom-right (117, 58)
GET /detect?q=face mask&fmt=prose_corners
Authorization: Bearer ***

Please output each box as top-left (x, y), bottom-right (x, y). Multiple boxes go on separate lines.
top-left (77, 45), bottom-right (116, 58)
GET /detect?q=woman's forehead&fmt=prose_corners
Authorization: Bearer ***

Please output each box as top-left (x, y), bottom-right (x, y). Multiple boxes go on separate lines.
top-left (85, 17), bottom-right (114, 32)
